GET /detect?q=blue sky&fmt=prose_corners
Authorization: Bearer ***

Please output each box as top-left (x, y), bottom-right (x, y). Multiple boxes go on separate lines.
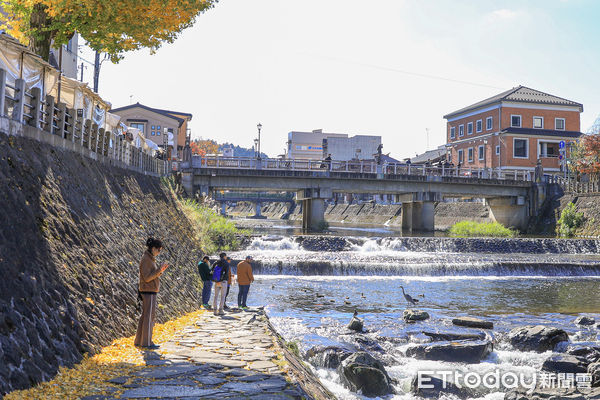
top-left (87, 0), bottom-right (600, 159)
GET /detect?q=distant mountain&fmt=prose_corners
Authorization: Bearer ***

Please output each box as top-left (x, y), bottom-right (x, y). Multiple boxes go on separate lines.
top-left (219, 142), bottom-right (268, 159)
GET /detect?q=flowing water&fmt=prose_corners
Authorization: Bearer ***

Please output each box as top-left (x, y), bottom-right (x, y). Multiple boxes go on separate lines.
top-left (227, 226), bottom-right (600, 400)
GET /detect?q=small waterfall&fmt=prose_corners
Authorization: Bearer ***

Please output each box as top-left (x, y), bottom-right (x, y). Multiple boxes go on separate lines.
top-left (245, 235), bottom-right (300, 251)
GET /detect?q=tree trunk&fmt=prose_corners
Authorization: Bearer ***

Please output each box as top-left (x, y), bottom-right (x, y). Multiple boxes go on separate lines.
top-left (28, 4), bottom-right (54, 62)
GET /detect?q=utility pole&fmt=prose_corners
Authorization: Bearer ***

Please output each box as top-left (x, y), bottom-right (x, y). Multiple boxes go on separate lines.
top-left (93, 51), bottom-right (100, 93)
top-left (79, 62), bottom-right (85, 82)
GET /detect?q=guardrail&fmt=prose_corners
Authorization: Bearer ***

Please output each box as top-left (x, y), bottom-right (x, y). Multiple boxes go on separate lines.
top-left (549, 175), bottom-right (600, 194)
top-left (185, 155), bottom-right (537, 182)
top-left (0, 67), bottom-right (168, 176)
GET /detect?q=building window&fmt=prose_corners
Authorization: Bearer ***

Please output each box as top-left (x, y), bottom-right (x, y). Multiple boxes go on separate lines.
top-left (476, 120), bottom-right (482, 133)
top-left (151, 131), bottom-right (155, 136)
top-left (157, 125), bottom-right (161, 130)
top-left (450, 127), bottom-right (456, 139)
top-left (533, 116), bottom-right (544, 129)
top-left (496, 145), bottom-right (500, 155)
top-left (467, 122), bottom-right (473, 135)
top-left (157, 130), bottom-right (161, 136)
top-left (151, 125), bottom-right (155, 130)
top-left (555, 118), bottom-right (565, 130)
top-left (459, 125), bottom-right (464, 137)
top-left (486, 117), bottom-right (493, 130)
top-left (513, 138), bottom-right (528, 158)
top-left (511, 115), bottom-right (522, 128)
top-left (458, 149), bottom-right (464, 164)
top-left (478, 145), bottom-right (484, 160)
top-left (468, 147), bottom-right (474, 162)
top-left (129, 123), bottom-right (144, 133)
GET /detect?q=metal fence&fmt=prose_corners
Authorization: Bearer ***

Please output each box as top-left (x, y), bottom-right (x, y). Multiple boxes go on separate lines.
top-left (187, 155), bottom-right (537, 182)
top-left (0, 68), bottom-right (168, 176)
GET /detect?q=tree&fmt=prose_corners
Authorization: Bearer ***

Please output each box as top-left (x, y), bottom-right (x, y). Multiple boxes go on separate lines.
top-left (0, 0), bottom-right (216, 62)
top-left (571, 134), bottom-right (600, 181)
top-left (190, 139), bottom-right (219, 157)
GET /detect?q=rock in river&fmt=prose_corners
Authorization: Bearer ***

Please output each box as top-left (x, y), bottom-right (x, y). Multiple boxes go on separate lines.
top-left (542, 354), bottom-right (589, 373)
top-left (405, 340), bottom-right (493, 363)
top-left (575, 315), bottom-right (596, 326)
top-left (337, 352), bottom-right (394, 397)
top-left (305, 346), bottom-right (352, 369)
top-left (411, 374), bottom-right (474, 399)
top-left (404, 309), bottom-right (430, 322)
top-left (347, 314), bottom-right (364, 332)
top-left (452, 316), bottom-right (493, 329)
top-left (508, 325), bottom-right (569, 352)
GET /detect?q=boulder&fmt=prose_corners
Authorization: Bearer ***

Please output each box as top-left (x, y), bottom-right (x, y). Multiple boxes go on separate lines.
top-left (508, 325), bottom-right (569, 352)
top-left (452, 316), bottom-right (493, 329)
top-left (403, 309), bottom-right (430, 322)
top-left (411, 374), bottom-right (473, 399)
top-left (337, 352), bottom-right (394, 397)
top-left (589, 362), bottom-right (600, 387)
top-left (347, 316), bottom-right (363, 332)
top-left (568, 346), bottom-right (600, 364)
top-left (542, 354), bottom-right (589, 373)
top-left (305, 346), bottom-right (352, 369)
top-left (505, 386), bottom-right (600, 400)
top-left (422, 331), bottom-right (486, 342)
top-left (405, 340), bottom-right (493, 363)
top-left (575, 316), bottom-right (596, 326)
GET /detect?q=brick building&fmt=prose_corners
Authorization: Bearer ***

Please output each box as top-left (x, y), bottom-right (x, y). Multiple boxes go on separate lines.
top-left (444, 86), bottom-right (583, 173)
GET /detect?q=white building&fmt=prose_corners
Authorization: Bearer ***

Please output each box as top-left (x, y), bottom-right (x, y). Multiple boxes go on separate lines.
top-left (287, 129), bottom-right (381, 161)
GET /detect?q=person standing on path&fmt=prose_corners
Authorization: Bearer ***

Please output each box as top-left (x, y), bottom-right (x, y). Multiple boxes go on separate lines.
top-left (212, 253), bottom-right (230, 316)
top-left (236, 256), bottom-right (254, 309)
top-left (223, 256), bottom-right (235, 310)
top-left (197, 256), bottom-right (212, 309)
top-left (135, 238), bottom-right (168, 349)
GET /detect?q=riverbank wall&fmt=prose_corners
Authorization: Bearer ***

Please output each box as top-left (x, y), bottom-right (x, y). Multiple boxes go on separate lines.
top-left (0, 131), bottom-right (204, 395)
top-left (228, 201), bottom-right (493, 230)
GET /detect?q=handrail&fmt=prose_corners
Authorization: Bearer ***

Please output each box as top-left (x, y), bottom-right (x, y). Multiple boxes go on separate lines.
top-left (0, 66), bottom-right (168, 177)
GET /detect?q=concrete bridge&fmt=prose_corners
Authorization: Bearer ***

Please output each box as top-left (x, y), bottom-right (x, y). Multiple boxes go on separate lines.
top-left (213, 191), bottom-right (295, 218)
top-left (181, 157), bottom-right (543, 231)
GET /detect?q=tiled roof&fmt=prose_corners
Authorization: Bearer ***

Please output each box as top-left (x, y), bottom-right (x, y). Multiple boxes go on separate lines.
top-left (501, 127), bottom-right (583, 138)
top-left (444, 86), bottom-right (583, 119)
top-left (111, 103), bottom-right (192, 127)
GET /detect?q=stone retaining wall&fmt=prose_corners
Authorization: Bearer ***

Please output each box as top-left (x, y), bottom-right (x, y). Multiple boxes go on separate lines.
top-left (0, 132), bottom-right (202, 395)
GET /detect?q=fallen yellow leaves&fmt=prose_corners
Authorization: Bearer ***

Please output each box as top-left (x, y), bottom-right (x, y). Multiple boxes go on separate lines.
top-left (5, 310), bottom-right (206, 400)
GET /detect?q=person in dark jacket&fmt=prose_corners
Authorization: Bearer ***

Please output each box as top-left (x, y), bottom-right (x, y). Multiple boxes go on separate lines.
top-left (198, 256), bottom-right (212, 309)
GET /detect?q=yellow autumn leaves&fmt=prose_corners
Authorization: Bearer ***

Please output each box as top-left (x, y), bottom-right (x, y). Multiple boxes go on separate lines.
top-left (5, 310), bottom-right (205, 400)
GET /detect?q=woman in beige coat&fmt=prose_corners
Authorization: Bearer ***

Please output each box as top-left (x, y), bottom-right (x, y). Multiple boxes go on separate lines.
top-left (134, 238), bottom-right (168, 349)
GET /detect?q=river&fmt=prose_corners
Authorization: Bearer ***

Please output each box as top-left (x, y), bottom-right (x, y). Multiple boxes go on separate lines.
top-left (227, 219), bottom-right (600, 399)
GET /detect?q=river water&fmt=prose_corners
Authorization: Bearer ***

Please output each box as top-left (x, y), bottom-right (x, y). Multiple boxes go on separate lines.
top-left (228, 220), bottom-right (600, 399)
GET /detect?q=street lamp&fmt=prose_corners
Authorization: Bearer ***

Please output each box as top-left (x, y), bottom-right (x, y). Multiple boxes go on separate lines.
top-left (256, 123), bottom-right (262, 159)
top-left (483, 139), bottom-right (488, 169)
top-left (254, 138), bottom-right (259, 158)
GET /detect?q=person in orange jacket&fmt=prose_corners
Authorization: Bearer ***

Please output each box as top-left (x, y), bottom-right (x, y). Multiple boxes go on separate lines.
top-left (237, 256), bottom-right (254, 309)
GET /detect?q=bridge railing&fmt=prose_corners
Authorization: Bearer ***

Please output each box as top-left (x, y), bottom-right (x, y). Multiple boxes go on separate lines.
top-left (192, 155), bottom-right (536, 182)
top-left (0, 67), bottom-right (168, 176)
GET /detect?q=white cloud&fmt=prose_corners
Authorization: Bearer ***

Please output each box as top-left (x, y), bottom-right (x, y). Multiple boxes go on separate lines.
top-left (486, 9), bottom-right (522, 21)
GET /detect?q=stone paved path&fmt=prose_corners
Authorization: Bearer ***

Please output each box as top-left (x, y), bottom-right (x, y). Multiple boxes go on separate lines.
top-left (82, 309), bottom-right (313, 400)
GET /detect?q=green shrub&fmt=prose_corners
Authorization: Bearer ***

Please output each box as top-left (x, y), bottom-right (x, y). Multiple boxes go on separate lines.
top-left (285, 341), bottom-right (301, 358)
top-left (448, 221), bottom-right (517, 238)
top-left (180, 198), bottom-right (246, 254)
top-left (556, 202), bottom-right (584, 238)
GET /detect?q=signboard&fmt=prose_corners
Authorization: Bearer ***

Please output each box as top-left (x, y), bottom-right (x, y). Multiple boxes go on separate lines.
top-left (559, 140), bottom-right (565, 149)
top-left (559, 154), bottom-right (563, 160)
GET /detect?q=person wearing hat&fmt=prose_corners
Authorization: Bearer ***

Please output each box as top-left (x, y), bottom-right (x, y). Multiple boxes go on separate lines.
top-left (236, 256), bottom-right (255, 309)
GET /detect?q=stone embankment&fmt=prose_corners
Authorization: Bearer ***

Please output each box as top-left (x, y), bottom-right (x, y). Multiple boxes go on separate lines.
top-left (0, 132), bottom-right (205, 395)
top-left (228, 201), bottom-right (492, 230)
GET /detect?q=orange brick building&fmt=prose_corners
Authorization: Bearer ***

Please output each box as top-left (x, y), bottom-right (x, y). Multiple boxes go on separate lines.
top-left (444, 86), bottom-right (583, 173)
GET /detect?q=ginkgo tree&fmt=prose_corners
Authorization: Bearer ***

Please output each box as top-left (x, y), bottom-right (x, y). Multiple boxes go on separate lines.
top-left (0, 0), bottom-right (216, 62)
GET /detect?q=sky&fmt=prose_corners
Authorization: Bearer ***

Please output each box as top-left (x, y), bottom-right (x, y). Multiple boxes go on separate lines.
top-left (79, 0), bottom-right (600, 160)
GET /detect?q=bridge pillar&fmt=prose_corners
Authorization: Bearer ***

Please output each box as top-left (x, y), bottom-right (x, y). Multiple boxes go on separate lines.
top-left (297, 188), bottom-right (332, 231)
top-left (251, 202), bottom-right (266, 219)
top-left (399, 192), bottom-right (441, 232)
top-left (221, 202), bottom-right (227, 216)
top-left (486, 197), bottom-right (528, 230)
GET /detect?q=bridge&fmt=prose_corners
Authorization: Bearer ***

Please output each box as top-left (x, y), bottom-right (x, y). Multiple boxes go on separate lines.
top-left (181, 156), bottom-right (544, 231)
top-left (212, 191), bottom-right (295, 218)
